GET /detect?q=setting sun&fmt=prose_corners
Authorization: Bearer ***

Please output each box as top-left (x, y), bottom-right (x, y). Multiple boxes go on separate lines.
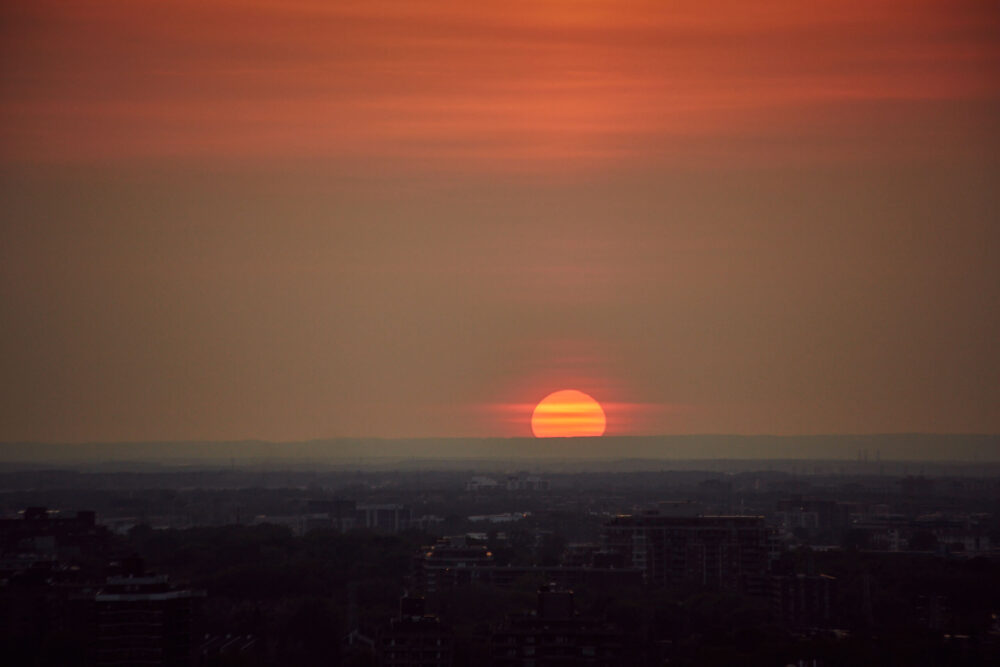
top-left (531, 390), bottom-right (607, 438)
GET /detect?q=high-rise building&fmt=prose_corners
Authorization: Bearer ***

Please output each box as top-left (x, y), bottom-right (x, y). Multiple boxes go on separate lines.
top-left (375, 595), bottom-right (453, 667)
top-left (305, 500), bottom-right (411, 533)
top-left (412, 537), bottom-right (643, 595)
top-left (491, 584), bottom-right (623, 666)
top-left (602, 513), bottom-right (769, 594)
top-left (358, 504), bottom-right (412, 532)
top-left (94, 567), bottom-right (204, 666)
top-left (413, 536), bottom-right (495, 594)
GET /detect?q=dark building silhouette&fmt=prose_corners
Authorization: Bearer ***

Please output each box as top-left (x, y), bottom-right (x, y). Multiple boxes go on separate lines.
top-left (561, 543), bottom-right (599, 567)
top-left (197, 634), bottom-right (259, 666)
top-left (774, 497), bottom-right (851, 535)
top-left (413, 537), bottom-right (495, 593)
top-left (491, 584), bottom-right (623, 666)
top-left (0, 507), bottom-right (109, 559)
top-left (413, 537), bottom-right (643, 594)
top-left (486, 566), bottom-right (643, 592)
top-left (915, 594), bottom-right (949, 632)
top-left (506, 473), bottom-right (551, 492)
top-left (94, 560), bottom-right (204, 667)
top-left (306, 499), bottom-right (411, 533)
top-left (900, 476), bottom-right (934, 499)
top-left (375, 595), bottom-right (453, 667)
top-left (602, 513), bottom-right (769, 593)
top-left (770, 574), bottom-right (838, 628)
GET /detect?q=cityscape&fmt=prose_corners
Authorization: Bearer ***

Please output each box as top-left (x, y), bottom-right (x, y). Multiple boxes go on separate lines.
top-left (2, 452), bottom-right (999, 665)
top-left (2, 1), bottom-right (998, 665)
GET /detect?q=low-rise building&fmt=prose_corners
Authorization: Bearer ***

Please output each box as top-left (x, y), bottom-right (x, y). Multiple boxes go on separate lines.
top-left (506, 474), bottom-right (550, 492)
top-left (465, 476), bottom-right (500, 492)
top-left (0, 507), bottom-right (110, 560)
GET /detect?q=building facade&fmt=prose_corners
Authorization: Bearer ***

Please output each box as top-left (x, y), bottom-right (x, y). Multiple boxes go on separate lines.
top-left (770, 574), bottom-right (838, 628)
top-left (413, 537), bottom-right (643, 595)
top-left (304, 500), bottom-right (411, 533)
top-left (602, 513), bottom-right (769, 593)
top-left (95, 573), bottom-right (204, 666)
top-left (375, 596), bottom-right (453, 667)
top-left (491, 585), bottom-right (623, 666)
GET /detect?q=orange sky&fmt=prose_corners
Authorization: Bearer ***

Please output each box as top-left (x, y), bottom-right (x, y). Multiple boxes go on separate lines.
top-left (1, 1), bottom-right (998, 441)
top-left (3, 0), bottom-right (998, 167)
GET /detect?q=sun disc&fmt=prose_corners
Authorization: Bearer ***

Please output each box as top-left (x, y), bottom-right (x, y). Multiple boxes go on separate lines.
top-left (531, 389), bottom-right (606, 438)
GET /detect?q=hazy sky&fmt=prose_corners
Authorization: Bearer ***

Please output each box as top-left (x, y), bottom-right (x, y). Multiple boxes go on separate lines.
top-left (2, 0), bottom-right (998, 441)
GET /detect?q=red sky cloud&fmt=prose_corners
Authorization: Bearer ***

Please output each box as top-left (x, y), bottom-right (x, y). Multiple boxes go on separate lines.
top-left (2, 0), bottom-right (998, 168)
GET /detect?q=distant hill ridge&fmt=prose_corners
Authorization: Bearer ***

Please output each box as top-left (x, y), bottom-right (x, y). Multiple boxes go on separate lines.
top-left (1, 434), bottom-right (997, 464)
